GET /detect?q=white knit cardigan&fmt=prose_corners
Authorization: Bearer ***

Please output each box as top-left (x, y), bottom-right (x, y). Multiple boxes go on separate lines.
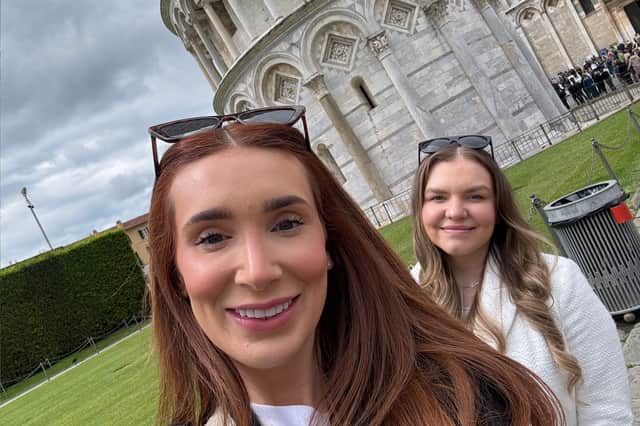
top-left (411, 254), bottom-right (632, 425)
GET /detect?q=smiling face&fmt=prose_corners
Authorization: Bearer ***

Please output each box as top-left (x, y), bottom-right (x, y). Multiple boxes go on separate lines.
top-left (170, 146), bottom-right (328, 376)
top-left (421, 155), bottom-right (496, 265)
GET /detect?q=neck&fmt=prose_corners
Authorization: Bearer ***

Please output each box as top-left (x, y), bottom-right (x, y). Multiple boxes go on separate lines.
top-left (236, 340), bottom-right (322, 407)
top-left (447, 248), bottom-right (489, 290)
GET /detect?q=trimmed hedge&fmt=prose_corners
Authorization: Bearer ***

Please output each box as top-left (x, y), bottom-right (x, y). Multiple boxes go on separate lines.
top-left (0, 230), bottom-right (146, 384)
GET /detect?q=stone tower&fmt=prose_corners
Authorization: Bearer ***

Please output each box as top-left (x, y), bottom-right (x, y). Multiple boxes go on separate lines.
top-left (160, 0), bottom-right (565, 209)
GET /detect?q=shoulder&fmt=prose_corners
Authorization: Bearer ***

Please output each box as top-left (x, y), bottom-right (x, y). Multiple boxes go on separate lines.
top-left (410, 262), bottom-right (422, 283)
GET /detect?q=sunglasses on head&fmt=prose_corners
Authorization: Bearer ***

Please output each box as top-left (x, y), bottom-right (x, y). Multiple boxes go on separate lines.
top-left (418, 135), bottom-right (494, 164)
top-left (148, 105), bottom-right (310, 178)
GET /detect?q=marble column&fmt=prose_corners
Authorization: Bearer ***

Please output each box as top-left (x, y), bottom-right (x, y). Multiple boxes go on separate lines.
top-left (540, 10), bottom-right (574, 69)
top-left (187, 36), bottom-right (221, 86)
top-left (472, 0), bottom-right (563, 119)
top-left (600, 1), bottom-right (624, 43)
top-left (202, 0), bottom-right (241, 58)
top-left (192, 16), bottom-right (228, 76)
top-left (564, 0), bottom-right (598, 56)
top-left (423, 1), bottom-right (519, 138)
top-left (263, 0), bottom-right (282, 20)
top-left (187, 45), bottom-right (218, 90)
top-left (303, 73), bottom-right (392, 201)
top-left (366, 30), bottom-right (441, 139)
top-left (222, 0), bottom-right (256, 41)
top-left (497, 3), bottom-right (568, 112)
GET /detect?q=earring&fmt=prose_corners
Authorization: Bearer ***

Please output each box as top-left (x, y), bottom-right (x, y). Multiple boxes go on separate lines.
top-left (327, 257), bottom-right (334, 270)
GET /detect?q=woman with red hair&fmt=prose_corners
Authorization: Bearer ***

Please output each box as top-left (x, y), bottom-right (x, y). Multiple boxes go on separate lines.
top-left (146, 107), bottom-right (562, 426)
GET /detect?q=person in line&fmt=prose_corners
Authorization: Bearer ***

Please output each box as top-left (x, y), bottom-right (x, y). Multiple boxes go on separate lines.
top-left (147, 108), bottom-right (563, 426)
top-left (410, 136), bottom-right (632, 426)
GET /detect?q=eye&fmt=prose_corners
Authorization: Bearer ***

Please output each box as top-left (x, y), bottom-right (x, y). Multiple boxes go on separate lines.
top-left (427, 194), bottom-right (446, 202)
top-left (196, 231), bottom-right (230, 246)
top-left (271, 216), bottom-right (304, 233)
top-left (468, 194), bottom-right (485, 201)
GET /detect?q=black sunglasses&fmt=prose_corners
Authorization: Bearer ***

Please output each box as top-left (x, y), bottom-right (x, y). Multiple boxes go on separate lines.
top-left (148, 105), bottom-right (310, 178)
top-left (418, 135), bottom-right (494, 164)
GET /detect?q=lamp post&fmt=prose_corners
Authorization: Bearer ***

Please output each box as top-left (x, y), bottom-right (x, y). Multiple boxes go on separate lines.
top-left (20, 187), bottom-right (54, 251)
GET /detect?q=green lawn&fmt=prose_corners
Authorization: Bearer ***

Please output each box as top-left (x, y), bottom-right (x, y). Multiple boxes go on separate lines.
top-left (380, 105), bottom-right (640, 266)
top-left (1, 104), bottom-right (638, 425)
top-left (0, 328), bottom-right (158, 426)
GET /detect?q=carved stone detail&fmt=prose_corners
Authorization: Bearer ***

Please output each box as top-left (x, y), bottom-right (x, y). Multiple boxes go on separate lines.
top-left (274, 72), bottom-right (299, 104)
top-left (303, 73), bottom-right (330, 99)
top-left (422, 0), bottom-right (449, 27)
top-left (487, 0), bottom-right (501, 8)
top-left (367, 31), bottom-right (390, 58)
top-left (384, 1), bottom-right (415, 30)
top-left (321, 33), bottom-right (357, 69)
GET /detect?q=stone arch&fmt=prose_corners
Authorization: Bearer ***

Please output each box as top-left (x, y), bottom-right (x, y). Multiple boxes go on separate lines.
top-left (228, 93), bottom-right (255, 113)
top-left (514, 3), bottom-right (543, 26)
top-left (253, 54), bottom-right (304, 107)
top-left (299, 9), bottom-right (371, 77)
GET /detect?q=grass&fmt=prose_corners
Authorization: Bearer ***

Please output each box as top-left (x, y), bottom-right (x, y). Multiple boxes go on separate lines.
top-left (0, 321), bottom-right (150, 402)
top-left (380, 104), bottom-right (640, 266)
top-left (0, 327), bottom-right (158, 426)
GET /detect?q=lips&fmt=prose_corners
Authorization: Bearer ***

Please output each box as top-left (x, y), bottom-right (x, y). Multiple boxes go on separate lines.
top-left (228, 295), bottom-right (299, 320)
top-left (441, 226), bottom-right (475, 231)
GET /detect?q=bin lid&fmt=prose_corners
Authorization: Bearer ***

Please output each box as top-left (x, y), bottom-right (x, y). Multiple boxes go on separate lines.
top-left (543, 180), bottom-right (626, 224)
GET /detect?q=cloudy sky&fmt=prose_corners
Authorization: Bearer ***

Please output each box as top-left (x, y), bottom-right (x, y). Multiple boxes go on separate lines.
top-left (1, 1), bottom-right (213, 267)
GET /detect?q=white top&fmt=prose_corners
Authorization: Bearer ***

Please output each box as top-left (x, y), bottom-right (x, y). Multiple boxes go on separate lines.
top-left (251, 403), bottom-right (327, 426)
top-left (205, 403), bottom-right (328, 426)
top-left (411, 254), bottom-right (632, 425)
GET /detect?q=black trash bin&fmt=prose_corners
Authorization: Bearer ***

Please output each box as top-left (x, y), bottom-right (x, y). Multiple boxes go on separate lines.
top-left (543, 180), bottom-right (640, 316)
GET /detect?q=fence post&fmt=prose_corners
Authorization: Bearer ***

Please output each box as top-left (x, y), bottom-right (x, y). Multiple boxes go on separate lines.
top-left (382, 202), bottom-right (392, 224)
top-left (88, 337), bottom-right (99, 354)
top-left (529, 194), bottom-right (567, 257)
top-left (569, 110), bottom-right (582, 131)
top-left (369, 207), bottom-right (380, 227)
top-left (509, 139), bottom-right (523, 161)
top-left (587, 101), bottom-right (600, 120)
top-left (591, 139), bottom-right (619, 182)
top-left (622, 83), bottom-right (634, 103)
top-left (539, 124), bottom-right (553, 146)
top-left (45, 358), bottom-right (52, 369)
top-left (0, 379), bottom-right (6, 394)
top-left (629, 107), bottom-right (640, 138)
top-left (40, 362), bottom-right (49, 381)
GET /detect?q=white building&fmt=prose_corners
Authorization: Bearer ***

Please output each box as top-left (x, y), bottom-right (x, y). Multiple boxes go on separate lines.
top-left (158, 0), bottom-right (622, 209)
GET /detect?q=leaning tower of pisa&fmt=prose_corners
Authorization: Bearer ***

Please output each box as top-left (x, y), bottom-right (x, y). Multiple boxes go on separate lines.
top-left (160, 0), bottom-right (565, 210)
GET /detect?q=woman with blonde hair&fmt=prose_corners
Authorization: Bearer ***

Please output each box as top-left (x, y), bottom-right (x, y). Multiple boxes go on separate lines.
top-left (147, 107), bottom-right (563, 426)
top-left (410, 136), bottom-right (632, 425)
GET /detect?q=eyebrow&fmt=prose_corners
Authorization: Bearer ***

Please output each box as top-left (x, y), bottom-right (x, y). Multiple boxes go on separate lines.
top-left (184, 195), bottom-right (309, 227)
top-left (263, 195), bottom-right (309, 213)
top-left (425, 185), bottom-right (491, 193)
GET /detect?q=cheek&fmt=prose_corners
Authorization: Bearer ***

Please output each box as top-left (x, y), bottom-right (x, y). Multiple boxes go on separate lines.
top-left (283, 233), bottom-right (328, 282)
top-left (421, 204), bottom-right (440, 232)
top-left (176, 247), bottom-right (228, 300)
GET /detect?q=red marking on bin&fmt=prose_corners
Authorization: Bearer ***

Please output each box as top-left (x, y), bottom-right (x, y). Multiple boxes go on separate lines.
top-left (610, 203), bottom-right (633, 224)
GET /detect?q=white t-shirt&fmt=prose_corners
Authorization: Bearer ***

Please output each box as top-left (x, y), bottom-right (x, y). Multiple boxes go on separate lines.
top-left (251, 403), bottom-right (328, 426)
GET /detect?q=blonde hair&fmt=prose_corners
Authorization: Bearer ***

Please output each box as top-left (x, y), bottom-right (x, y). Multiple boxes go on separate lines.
top-left (411, 145), bottom-right (582, 393)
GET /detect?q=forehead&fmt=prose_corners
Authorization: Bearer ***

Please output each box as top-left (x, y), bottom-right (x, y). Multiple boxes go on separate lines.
top-left (169, 147), bottom-right (316, 217)
top-left (426, 156), bottom-right (493, 189)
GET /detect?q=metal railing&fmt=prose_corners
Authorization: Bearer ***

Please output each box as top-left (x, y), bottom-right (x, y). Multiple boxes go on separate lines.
top-left (364, 82), bottom-right (640, 228)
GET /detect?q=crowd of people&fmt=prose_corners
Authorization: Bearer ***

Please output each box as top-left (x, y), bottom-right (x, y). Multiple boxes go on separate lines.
top-left (551, 40), bottom-right (640, 109)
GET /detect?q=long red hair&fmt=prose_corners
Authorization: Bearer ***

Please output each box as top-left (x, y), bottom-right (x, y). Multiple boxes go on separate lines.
top-left (148, 123), bottom-right (563, 425)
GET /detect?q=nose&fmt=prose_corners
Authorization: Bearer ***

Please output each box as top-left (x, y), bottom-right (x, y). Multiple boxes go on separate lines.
top-left (234, 232), bottom-right (282, 290)
top-left (445, 199), bottom-right (467, 220)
